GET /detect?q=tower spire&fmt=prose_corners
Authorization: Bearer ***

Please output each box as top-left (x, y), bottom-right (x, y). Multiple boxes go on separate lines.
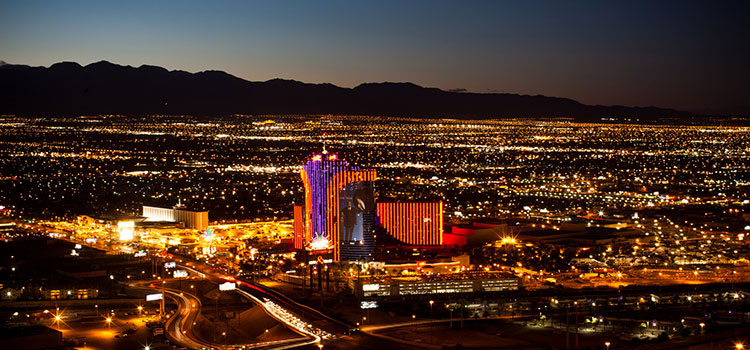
top-left (322, 132), bottom-right (328, 154)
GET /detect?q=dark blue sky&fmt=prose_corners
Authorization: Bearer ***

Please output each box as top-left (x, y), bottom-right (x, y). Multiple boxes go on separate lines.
top-left (1, 1), bottom-right (748, 114)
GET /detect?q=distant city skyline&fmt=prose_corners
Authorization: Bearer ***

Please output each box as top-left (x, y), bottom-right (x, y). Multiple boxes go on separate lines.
top-left (1, 0), bottom-right (748, 114)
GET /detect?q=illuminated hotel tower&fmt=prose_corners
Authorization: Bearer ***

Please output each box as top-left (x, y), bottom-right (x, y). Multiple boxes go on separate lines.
top-left (300, 152), bottom-right (376, 261)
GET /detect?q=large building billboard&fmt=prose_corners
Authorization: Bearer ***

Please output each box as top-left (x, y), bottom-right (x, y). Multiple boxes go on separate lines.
top-left (339, 181), bottom-right (375, 242)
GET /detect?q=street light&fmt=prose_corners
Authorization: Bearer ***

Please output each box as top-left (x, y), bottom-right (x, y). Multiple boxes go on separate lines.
top-left (699, 322), bottom-right (705, 333)
top-left (428, 300), bottom-right (435, 344)
top-left (106, 317), bottom-right (112, 327)
top-left (736, 343), bottom-right (744, 350)
top-left (447, 305), bottom-right (453, 328)
top-left (605, 341), bottom-right (611, 350)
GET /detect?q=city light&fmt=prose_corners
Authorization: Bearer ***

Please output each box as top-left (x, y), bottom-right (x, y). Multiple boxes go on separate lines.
top-left (2, 95), bottom-right (750, 350)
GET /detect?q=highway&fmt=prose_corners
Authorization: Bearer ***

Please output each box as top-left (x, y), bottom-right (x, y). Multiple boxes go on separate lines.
top-left (131, 280), bottom-right (211, 349)
top-left (175, 263), bottom-right (325, 349)
top-left (136, 275), bottom-right (320, 350)
top-left (361, 315), bottom-right (514, 333)
top-left (177, 256), bottom-right (350, 335)
top-left (161, 284), bottom-right (211, 349)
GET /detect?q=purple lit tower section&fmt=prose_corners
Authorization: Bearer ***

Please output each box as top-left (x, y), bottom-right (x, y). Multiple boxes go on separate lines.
top-left (300, 152), bottom-right (376, 261)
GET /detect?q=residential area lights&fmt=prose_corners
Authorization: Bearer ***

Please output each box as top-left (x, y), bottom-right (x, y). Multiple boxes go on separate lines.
top-left (1, 115), bottom-right (750, 349)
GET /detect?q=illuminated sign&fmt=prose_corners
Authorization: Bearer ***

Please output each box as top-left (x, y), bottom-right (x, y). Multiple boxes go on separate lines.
top-left (308, 258), bottom-right (333, 265)
top-left (117, 221), bottom-right (135, 241)
top-left (164, 262), bottom-right (176, 268)
top-left (362, 284), bottom-right (380, 291)
top-left (75, 244), bottom-right (82, 249)
top-left (360, 301), bottom-right (378, 309)
top-left (308, 235), bottom-right (331, 251)
top-left (134, 250), bottom-right (147, 257)
top-left (173, 270), bottom-right (188, 278)
top-left (219, 282), bottom-right (236, 291)
top-left (146, 293), bottom-right (163, 301)
top-left (85, 238), bottom-right (97, 243)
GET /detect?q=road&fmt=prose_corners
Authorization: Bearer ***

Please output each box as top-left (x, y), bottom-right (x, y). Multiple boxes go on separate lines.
top-left (178, 258), bottom-right (350, 335)
top-left (140, 259), bottom-right (330, 350)
top-left (180, 262), bottom-right (332, 343)
top-left (361, 315), bottom-right (514, 333)
top-left (160, 284), bottom-right (211, 349)
top-left (174, 261), bottom-right (428, 350)
top-left (131, 280), bottom-right (211, 349)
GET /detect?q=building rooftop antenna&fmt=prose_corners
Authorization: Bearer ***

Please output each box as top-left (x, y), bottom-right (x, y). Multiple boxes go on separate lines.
top-left (322, 132), bottom-right (328, 154)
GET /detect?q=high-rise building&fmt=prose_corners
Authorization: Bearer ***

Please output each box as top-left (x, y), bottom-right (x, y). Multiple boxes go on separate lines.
top-left (298, 152), bottom-right (376, 261)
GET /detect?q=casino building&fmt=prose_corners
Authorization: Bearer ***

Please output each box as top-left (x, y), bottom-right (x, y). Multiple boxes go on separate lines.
top-left (294, 151), bottom-right (376, 261)
top-left (142, 202), bottom-right (208, 230)
top-left (293, 151), bottom-right (466, 262)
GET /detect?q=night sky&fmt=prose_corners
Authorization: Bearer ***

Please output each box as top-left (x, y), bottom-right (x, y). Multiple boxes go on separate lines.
top-left (1, 0), bottom-right (748, 114)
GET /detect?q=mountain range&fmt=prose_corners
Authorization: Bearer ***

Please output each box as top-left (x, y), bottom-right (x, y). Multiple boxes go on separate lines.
top-left (0, 60), bottom-right (694, 120)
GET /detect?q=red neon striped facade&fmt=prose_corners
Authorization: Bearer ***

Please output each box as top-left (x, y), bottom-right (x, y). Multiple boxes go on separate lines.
top-left (376, 202), bottom-right (443, 245)
top-left (300, 168), bottom-right (313, 249)
top-left (293, 205), bottom-right (305, 250)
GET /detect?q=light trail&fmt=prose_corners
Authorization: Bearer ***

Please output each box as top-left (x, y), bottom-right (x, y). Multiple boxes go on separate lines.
top-left (234, 288), bottom-right (323, 349)
top-left (174, 264), bottom-right (321, 349)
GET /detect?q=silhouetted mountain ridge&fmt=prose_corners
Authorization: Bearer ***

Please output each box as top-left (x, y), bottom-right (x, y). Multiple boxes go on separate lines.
top-left (0, 60), bottom-right (693, 120)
